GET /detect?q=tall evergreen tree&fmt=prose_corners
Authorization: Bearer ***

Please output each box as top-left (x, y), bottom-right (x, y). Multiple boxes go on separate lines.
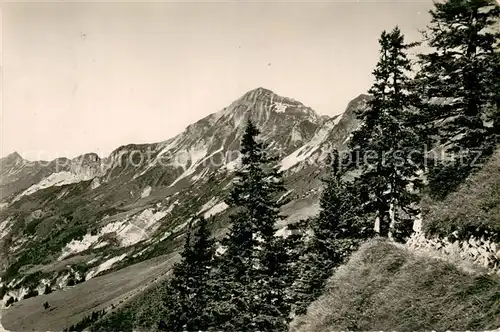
top-left (291, 150), bottom-right (373, 315)
top-left (159, 217), bottom-right (216, 331)
top-left (349, 27), bottom-right (422, 239)
top-left (208, 120), bottom-right (292, 331)
top-left (416, 0), bottom-right (500, 196)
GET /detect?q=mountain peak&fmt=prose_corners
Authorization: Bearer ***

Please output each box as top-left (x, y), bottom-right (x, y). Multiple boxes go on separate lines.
top-left (10, 151), bottom-right (22, 158)
top-left (343, 93), bottom-right (371, 113)
top-left (233, 87), bottom-right (321, 122)
top-left (348, 93), bottom-right (372, 106)
top-left (2, 151), bottom-right (24, 163)
top-left (240, 87), bottom-right (282, 102)
top-left (249, 86), bottom-right (275, 94)
top-left (239, 87), bottom-right (304, 105)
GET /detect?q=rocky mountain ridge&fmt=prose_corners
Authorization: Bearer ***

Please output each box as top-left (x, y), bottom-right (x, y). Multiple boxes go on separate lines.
top-left (0, 88), bottom-right (370, 312)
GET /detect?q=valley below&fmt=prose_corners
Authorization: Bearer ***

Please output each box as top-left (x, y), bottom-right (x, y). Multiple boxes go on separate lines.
top-left (2, 252), bottom-right (179, 331)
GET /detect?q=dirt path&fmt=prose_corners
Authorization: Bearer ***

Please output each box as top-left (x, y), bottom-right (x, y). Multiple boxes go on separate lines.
top-left (392, 238), bottom-right (494, 276)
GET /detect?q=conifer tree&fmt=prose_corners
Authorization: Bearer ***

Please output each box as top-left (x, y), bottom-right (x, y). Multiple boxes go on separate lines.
top-left (349, 27), bottom-right (422, 239)
top-left (416, 0), bottom-right (500, 195)
top-left (291, 150), bottom-right (373, 315)
top-left (255, 235), bottom-right (292, 331)
top-left (208, 120), bottom-right (292, 331)
top-left (159, 217), bottom-right (216, 331)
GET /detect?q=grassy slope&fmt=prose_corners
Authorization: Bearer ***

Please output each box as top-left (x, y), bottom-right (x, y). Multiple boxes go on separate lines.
top-left (91, 273), bottom-right (172, 331)
top-left (291, 239), bottom-right (500, 332)
top-left (422, 149), bottom-right (500, 240)
top-left (1, 253), bottom-right (179, 331)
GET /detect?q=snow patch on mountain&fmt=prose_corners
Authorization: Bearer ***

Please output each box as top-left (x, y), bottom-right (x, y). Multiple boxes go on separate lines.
top-left (14, 171), bottom-right (95, 201)
top-left (169, 144), bottom-right (209, 186)
top-left (277, 189), bottom-right (294, 203)
top-left (55, 274), bottom-right (70, 289)
top-left (141, 186), bottom-right (152, 198)
top-left (86, 254), bottom-right (127, 280)
top-left (0, 217), bottom-right (13, 241)
top-left (199, 197), bottom-right (229, 218)
top-left (231, 109), bottom-right (247, 128)
top-left (59, 233), bottom-right (101, 260)
top-left (3, 160), bottom-right (27, 177)
top-left (273, 102), bottom-right (288, 113)
top-left (199, 197), bottom-right (219, 213)
top-left (101, 220), bottom-right (127, 234)
top-left (91, 178), bottom-right (101, 190)
top-left (172, 144), bottom-right (207, 170)
top-left (157, 136), bottom-right (182, 159)
top-left (118, 209), bottom-right (168, 246)
top-left (134, 209), bottom-right (168, 229)
top-left (119, 225), bottom-right (148, 247)
top-left (225, 156), bottom-right (241, 171)
top-left (58, 208), bottom-right (169, 259)
top-left (135, 136), bottom-right (182, 179)
top-left (332, 113), bottom-right (343, 126)
top-left (36, 279), bottom-right (51, 295)
top-left (172, 218), bottom-right (196, 234)
top-left (165, 201), bottom-right (177, 214)
top-left (204, 202), bottom-right (229, 218)
top-left (275, 227), bottom-right (292, 238)
top-left (285, 202), bottom-right (321, 224)
top-left (280, 120), bottom-right (336, 171)
top-left (159, 231), bottom-right (172, 242)
top-left (3, 287), bottom-right (28, 305)
top-left (98, 209), bottom-right (168, 248)
top-left (56, 188), bottom-right (70, 200)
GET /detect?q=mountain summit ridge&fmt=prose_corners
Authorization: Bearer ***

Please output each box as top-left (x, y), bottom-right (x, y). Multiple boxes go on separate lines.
top-left (240, 87), bottom-right (305, 107)
top-left (0, 90), bottom-right (371, 328)
top-left (226, 87), bottom-right (322, 124)
top-left (0, 90), bottom-right (368, 202)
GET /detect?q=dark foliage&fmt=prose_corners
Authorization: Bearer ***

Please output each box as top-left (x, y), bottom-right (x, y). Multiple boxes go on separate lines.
top-left (416, 0), bottom-right (500, 198)
top-left (292, 151), bottom-right (374, 315)
top-left (208, 120), bottom-right (293, 331)
top-left (349, 27), bottom-right (423, 239)
top-left (159, 217), bottom-right (216, 331)
top-left (64, 309), bottom-right (106, 332)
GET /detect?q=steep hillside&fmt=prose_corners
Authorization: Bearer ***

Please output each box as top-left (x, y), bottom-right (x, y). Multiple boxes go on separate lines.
top-left (422, 149), bottom-right (500, 241)
top-left (0, 89), bottom-right (369, 330)
top-left (291, 239), bottom-right (500, 332)
top-left (291, 149), bottom-right (500, 332)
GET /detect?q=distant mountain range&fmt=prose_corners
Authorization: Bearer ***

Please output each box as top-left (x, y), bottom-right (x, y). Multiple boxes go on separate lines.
top-left (0, 88), bottom-right (370, 321)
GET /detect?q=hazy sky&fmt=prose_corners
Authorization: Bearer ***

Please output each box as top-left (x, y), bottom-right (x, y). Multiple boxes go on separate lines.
top-left (1, 1), bottom-right (435, 160)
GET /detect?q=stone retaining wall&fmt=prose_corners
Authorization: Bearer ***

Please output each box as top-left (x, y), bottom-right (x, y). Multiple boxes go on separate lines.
top-left (407, 231), bottom-right (500, 275)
